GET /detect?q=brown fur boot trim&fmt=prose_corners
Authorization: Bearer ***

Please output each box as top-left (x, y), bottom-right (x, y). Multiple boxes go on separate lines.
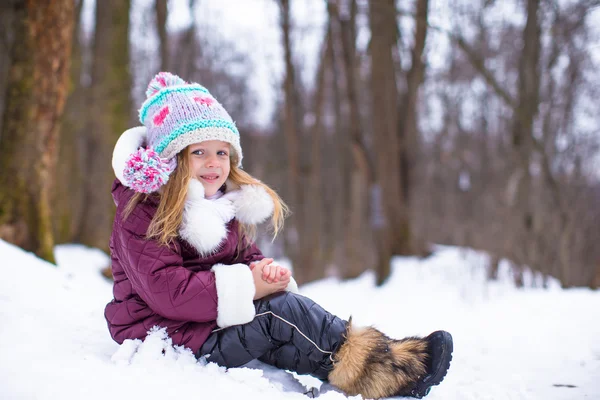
top-left (328, 322), bottom-right (428, 399)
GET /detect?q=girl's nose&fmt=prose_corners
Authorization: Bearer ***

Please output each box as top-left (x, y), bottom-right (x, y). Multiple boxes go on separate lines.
top-left (205, 154), bottom-right (218, 167)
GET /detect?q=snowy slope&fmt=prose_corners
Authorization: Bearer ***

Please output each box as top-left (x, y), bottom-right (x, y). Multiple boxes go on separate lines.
top-left (0, 239), bottom-right (598, 400)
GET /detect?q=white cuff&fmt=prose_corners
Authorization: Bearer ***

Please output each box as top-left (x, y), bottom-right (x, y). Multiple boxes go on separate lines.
top-left (211, 263), bottom-right (256, 328)
top-left (285, 277), bottom-right (299, 294)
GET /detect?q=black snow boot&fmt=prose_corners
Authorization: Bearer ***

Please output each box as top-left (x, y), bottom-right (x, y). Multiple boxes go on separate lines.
top-left (328, 323), bottom-right (430, 399)
top-left (405, 330), bottom-right (453, 398)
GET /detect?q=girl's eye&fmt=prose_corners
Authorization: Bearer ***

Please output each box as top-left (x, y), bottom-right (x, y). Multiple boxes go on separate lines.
top-left (218, 150), bottom-right (228, 156)
top-left (192, 149), bottom-right (204, 155)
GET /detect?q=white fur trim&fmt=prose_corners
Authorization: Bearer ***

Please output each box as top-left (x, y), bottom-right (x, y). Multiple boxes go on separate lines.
top-left (232, 184), bottom-right (275, 225)
top-left (179, 180), bottom-right (273, 256)
top-left (211, 263), bottom-right (256, 328)
top-left (180, 180), bottom-right (229, 256)
top-left (112, 126), bottom-right (147, 185)
top-left (285, 277), bottom-right (299, 294)
top-left (187, 177), bottom-right (206, 199)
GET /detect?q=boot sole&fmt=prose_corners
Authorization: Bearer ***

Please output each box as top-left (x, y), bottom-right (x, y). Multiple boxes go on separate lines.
top-left (411, 331), bottom-right (453, 398)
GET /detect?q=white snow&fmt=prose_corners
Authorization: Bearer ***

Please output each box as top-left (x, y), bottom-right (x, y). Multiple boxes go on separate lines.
top-left (0, 239), bottom-right (599, 400)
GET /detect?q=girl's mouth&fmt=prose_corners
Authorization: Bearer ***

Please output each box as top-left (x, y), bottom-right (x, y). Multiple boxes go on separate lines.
top-left (200, 174), bottom-right (219, 182)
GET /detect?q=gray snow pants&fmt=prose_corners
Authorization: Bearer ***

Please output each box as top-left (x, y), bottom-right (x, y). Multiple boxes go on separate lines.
top-left (198, 291), bottom-right (348, 380)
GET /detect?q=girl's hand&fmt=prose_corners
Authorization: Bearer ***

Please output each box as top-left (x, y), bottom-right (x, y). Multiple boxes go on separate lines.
top-left (251, 260), bottom-right (290, 300)
top-left (250, 258), bottom-right (274, 273)
top-left (279, 267), bottom-right (292, 282)
top-left (261, 263), bottom-right (291, 284)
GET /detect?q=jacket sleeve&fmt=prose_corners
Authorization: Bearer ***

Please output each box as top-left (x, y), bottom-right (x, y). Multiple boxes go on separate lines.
top-left (118, 227), bottom-right (255, 326)
top-left (232, 237), bottom-right (265, 265)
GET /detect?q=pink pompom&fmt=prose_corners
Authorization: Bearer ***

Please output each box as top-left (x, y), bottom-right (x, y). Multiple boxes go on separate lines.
top-left (123, 148), bottom-right (175, 193)
top-left (145, 72), bottom-right (187, 98)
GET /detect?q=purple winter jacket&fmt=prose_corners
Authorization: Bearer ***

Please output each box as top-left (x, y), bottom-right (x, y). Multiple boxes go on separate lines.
top-left (104, 179), bottom-right (264, 354)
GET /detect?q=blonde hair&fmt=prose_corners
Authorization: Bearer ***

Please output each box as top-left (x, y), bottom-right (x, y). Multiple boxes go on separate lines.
top-left (124, 147), bottom-right (288, 248)
top-left (124, 150), bottom-right (191, 246)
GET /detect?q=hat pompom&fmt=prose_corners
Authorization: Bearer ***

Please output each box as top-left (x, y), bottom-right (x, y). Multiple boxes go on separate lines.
top-left (145, 72), bottom-right (187, 98)
top-left (123, 148), bottom-right (175, 193)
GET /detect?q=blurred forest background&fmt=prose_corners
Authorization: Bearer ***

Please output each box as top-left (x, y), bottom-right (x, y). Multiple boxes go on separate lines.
top-left (0, 0), bottom-right (599, 288)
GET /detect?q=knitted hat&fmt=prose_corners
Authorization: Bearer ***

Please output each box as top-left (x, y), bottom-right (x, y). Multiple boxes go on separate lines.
top-left (122, 72), bottom-right (242, 193)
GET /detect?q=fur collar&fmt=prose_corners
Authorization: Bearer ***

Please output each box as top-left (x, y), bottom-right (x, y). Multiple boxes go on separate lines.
top-left (179, 179), bottom-right (274, 256)
top-left (113, 126), bottom-right (274, 256)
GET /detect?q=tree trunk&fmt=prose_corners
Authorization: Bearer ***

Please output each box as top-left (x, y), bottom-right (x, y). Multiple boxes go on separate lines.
top-left (0, 1), bottom-right (18, 139)
top-left (369, 0), bottom-right (401, 285)
top-left (278, 0), bottom-right (307, 283)
top-left (55, 0), bottom-right (85, 243)
top-left (327, 1), bottom-right (348, 278)
top-left (332, 0), bottom-right (374, 279)
top-left (170, 1), bottom-right (197, 80)
top-left (302, 19), bottom-right (331, 282)
top-left (395, 0), bottom-right (429, 256)
top-left (0, 0), bottom-right (75, 263)
top-left (510, 0), bottom-right (541, 268)
top-left (155, 0), bottom-right (169, 71)
top-left (77, 0), bottom-right (132, 252)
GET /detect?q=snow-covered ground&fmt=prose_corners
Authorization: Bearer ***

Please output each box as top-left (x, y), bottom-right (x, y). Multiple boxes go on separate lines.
top-left (0, 239), bottom-right (598, 400)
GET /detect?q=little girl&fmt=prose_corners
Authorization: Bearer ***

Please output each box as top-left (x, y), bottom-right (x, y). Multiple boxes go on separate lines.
top-left (105, 72), bottom-right (453, 399)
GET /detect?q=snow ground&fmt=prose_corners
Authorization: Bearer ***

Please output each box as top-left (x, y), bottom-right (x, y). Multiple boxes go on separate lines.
top-left (0, 239), bottom-right (598, 400)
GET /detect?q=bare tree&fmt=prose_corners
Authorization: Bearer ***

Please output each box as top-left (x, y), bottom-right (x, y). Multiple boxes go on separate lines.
top-left (156, 0), bottom-right (169, 71)
top-left (0, 1), bottom-right (18, 139)
top-left (169, 0), bottom-right (197, 80)
top-left (277, 0), bottom-right (313, 283)
top-left (329, 0), bottom-right (374, 278)
top-left (397, 0), bottom-right (430, 256)
top-left (0, 0), bottom-right (75, 262)
top-left (508, 0), bottom-right (541, 265)
top-left (413, 0), bottom-right (600, 288)
top-left (368, 0), bottom-right (401, 285)
top-left (55, 0), bottom-right (86, 243)
top-left (77, 0), bottom-right (132, 252)
top-left (303, 16), bottom-right (331, 280)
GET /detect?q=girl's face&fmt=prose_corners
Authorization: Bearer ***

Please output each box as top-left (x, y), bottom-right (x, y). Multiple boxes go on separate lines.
top-left (188, 140), bottom-right (231, 197)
